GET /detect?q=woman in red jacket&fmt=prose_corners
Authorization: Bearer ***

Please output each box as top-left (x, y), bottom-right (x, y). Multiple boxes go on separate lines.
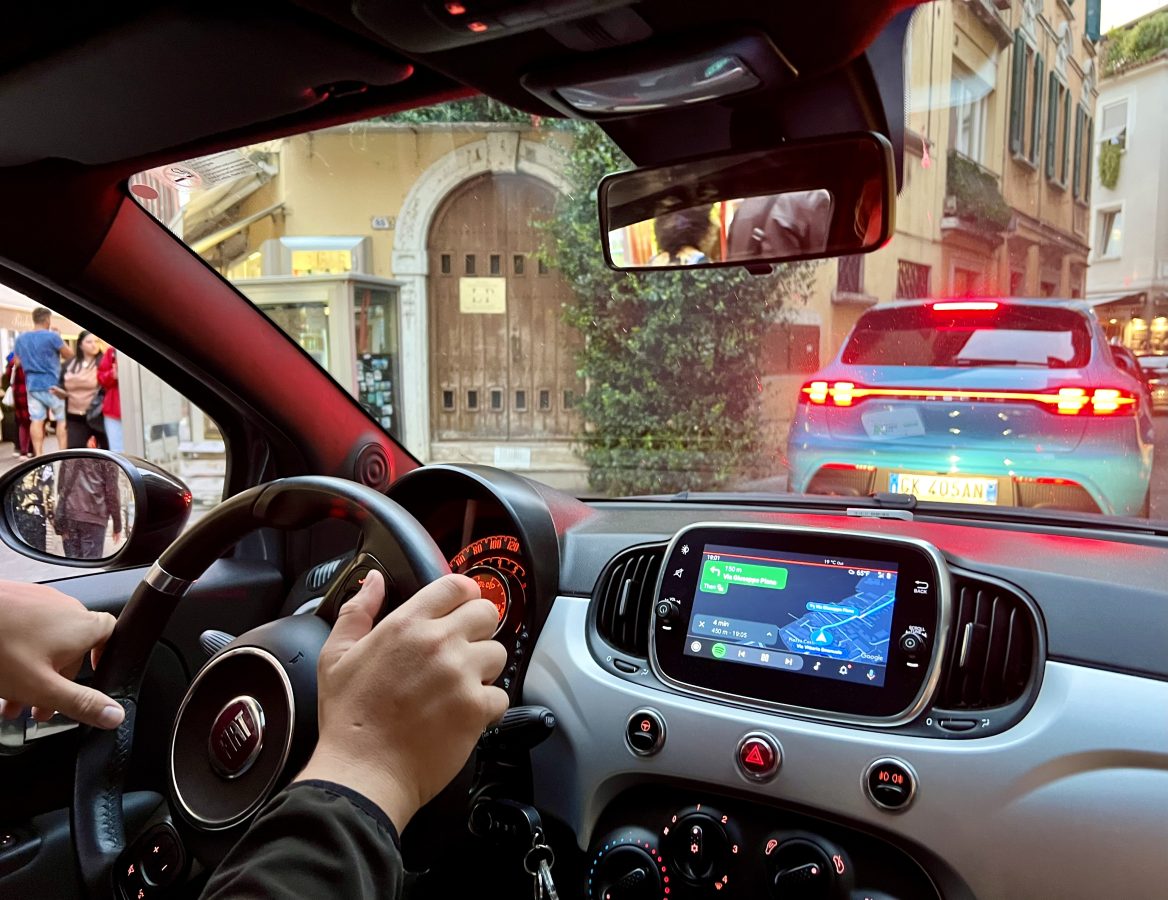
top-left (96, 346), bottom-right (122, 452)
top-left (3, 352), bottom-right (33, 458)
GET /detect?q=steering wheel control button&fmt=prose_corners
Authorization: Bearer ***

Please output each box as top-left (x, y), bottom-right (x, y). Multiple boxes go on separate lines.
top-left (625, 708), bottom-right (666, 756)
top-left (208, 696), bottom-right (266, 779)
top-left (865, 758), bottom-right (917, 812)
top-left (140, 827), bottom-right (183, 887)
top-left (736, 731), bottom-right (781, 781)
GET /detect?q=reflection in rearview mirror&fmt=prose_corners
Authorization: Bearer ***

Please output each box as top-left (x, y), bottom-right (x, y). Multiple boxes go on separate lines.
top-left (4, 459), bottom-right (135, 562)
top-left (599, 133), bottom-right (894, 271)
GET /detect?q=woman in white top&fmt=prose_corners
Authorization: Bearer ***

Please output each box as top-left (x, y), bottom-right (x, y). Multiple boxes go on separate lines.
top-left (56, 331), bottom-right (106, 450)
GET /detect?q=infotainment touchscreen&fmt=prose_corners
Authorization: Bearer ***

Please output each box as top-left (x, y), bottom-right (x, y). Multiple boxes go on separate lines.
top-left (651, 524), bottom-right (947, 722)
top-left (682, 544), bottom-right (898, 687)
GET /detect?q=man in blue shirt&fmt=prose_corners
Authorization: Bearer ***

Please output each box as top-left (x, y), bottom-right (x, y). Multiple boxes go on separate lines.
top-left (13, 307), bottom-right (74, 456)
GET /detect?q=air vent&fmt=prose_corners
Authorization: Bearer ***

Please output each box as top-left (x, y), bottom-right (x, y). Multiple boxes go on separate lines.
top-left (937, 577), bottom-right (1037, 709)
top-left (593, 544), bottom-right (666, 657)
top-left (306, 557), bottom-right (344, 592)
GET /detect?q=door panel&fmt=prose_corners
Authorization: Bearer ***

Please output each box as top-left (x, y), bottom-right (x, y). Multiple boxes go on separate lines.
top-left (428, 173), bottom-right (583, 442)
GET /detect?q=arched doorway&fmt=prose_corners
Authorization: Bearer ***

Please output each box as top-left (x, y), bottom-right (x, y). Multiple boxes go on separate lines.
top-left (428, 173), bottom-right (583, 444)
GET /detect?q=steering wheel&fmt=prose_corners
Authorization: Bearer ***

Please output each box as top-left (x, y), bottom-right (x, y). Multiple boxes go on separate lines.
top-left (71, 476), bottom-right (459, 898)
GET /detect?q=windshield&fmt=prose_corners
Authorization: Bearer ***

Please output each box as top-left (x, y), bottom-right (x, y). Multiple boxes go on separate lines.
top-left (132, 0), bottom-right (1167, 521)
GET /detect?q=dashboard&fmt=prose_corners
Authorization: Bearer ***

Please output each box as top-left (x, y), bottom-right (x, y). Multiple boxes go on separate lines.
top-left (293, 465), bottom-right (1168, 899)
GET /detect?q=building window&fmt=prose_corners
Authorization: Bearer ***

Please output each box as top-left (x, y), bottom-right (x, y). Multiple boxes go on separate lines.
top-left (538, 389), bottom-right (551, 410)
top-left (1100, 99), bottom-right (1128, 148)
top-left (838, 255), bottom-right (864, 294)
top-left (1010, 31), bottom-right (1044, 166)
top-left (465, 254), bottom-right (476, 275)
top-left (1010, 271), bottom-right (1025, 296)
top-left (537, 258), bottom-right (550, 275)
top-left (440, 253), bottom-right (451, 275)
top-left (466, 389), bottom-right (479, 410)
top-left (513, 254), bottom-right (525, 275)
top-left (953, 267), bottom-right (981, 296)
top-left (1045, 75), bottom-right (1071, 186)
top-left (489, 254), bottom-right (501, 275)
top-left (1098, 208), bottom-right (1124, 257)
top-left (442, 389), bottom-right (455, 410)
top-left (515, 389), bottom-right (527, 411)
top-left (563, 389), bottom-right (576, 410)
top-left (896, 260), bottom-right (931, 299)
top-left (1073, 105), bottom-right (1093, 201)
top-left (490, 388), bottom-right (503, 410)
top-left (951, 62), bottom-right (990, 164)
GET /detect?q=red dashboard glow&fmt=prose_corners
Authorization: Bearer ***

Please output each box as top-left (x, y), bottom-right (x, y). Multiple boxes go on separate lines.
top-left (472, 572), bottom-right (508, 623)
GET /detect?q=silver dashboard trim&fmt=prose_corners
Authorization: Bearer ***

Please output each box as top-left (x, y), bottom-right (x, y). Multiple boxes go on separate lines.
top-left (647, 522), bottom-right (952, 728)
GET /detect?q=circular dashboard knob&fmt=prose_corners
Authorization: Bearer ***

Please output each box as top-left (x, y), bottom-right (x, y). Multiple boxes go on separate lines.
top-left (588, 828), bottom-right (665, 900)
top-left (626, 709), bottom-right (666, 757)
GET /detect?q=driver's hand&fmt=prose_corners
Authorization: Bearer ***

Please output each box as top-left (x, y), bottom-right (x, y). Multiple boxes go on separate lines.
top-left (295, 570), bottom-right (508, 831)
top-left (0, 580), bottom-right (124, 729)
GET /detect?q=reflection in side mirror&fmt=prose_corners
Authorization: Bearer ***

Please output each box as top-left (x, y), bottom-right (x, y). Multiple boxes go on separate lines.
top-left (599, 132), bottom-right (895, 271)
top-left (4, 458), bottom-right (135, 562)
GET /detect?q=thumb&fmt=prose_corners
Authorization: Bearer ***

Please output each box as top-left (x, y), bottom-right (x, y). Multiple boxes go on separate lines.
top-left (36, 672), bottom-right (125, 730)
top-left (320, 570), bottom-right (384, 667)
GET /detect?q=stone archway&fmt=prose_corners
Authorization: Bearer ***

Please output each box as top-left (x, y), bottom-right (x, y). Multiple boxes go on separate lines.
top-left (391, 130), bottom-right (571, 459)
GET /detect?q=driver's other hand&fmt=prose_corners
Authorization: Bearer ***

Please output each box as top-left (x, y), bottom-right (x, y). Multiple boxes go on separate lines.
top-left (296, 570), bottom-right (508, 832)
top-left (0, 580), bottom-right (124, 729)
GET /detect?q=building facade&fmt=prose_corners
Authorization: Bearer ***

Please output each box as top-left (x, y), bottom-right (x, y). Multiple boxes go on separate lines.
top-left (1086, 7), bottom-right (1168, 353)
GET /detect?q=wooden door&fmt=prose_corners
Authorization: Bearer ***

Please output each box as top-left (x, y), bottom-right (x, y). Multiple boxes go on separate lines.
top-left (429, 173), bottom-right (582, 441)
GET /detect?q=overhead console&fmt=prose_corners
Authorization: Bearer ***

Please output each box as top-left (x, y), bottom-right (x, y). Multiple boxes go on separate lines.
top-left (650, 524), bottom-right (948, 725)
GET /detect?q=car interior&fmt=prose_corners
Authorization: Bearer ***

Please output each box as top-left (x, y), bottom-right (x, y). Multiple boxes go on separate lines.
top-left (1, 1), bottom-right (1166, 899)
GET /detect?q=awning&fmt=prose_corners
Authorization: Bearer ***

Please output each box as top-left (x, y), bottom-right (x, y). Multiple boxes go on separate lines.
top-left (1082, 292), bottom-right (1145, 308)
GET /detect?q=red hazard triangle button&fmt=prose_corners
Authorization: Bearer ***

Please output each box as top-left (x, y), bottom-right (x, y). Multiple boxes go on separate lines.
top-left (737, 734), bottom-right (780, 780)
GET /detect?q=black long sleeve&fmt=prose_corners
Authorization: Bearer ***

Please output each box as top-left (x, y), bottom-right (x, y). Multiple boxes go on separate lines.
top-left (200, 780), bottom-right (404, 900)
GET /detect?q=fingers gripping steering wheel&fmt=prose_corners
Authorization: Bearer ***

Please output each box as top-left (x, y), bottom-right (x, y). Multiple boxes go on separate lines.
top-left (72, 476), bottom-right (459, 898)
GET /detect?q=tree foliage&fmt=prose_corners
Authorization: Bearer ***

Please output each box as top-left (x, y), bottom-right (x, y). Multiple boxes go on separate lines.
top-left (946, 151), bottom-right (1013, 232)
top-left (537, 123), bottom-right (818, 495)
top-left (1102, 9), bottom-right (1168, 76)
top-left (1098, 139), bottom-right (1122, 190)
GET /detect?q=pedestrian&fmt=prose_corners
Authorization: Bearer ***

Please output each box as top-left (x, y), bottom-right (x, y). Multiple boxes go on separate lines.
top-left (58, 330), bottom-right (107, 451)
top-left (53, 457), bottom-right (122, 560)
top-left (649, 205), bottom-right (715, 266)
top-left (96, 345), bottom-right (123, 452)
top-left (3, 352), bottom-right (33, 458)
top-left (12, 307), bottom-right (74, 456)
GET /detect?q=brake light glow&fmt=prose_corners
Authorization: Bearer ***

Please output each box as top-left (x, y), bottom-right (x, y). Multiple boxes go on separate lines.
top-left (931, 301), bottom-right (1000, 311)
top-left (799, 381), bottom-right (1137, 415)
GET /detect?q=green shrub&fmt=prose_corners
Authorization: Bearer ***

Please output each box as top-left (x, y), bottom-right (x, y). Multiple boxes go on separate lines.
top-left (1098, 140), bottom-right (1122, 190)
top-left (1102, 10), bottom-right (1168, 76)
top-left (946, 151), bottom-right (1013, 232)
top-left (537, 123), bottom-right (818, 495)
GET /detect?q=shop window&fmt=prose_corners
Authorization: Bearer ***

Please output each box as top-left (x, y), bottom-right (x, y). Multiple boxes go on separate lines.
top-left (442, 390), bottom-right (455, 410)
top-left (465, 254), bottom-right (476, 275)
top-left (513, 254), bottom-right (525, 275)
top-left (515, 389), bottom-right (527, 410)
top-left (563, 389), bottom-right (575, 410)
top-left (440, 253), bottom-right (452, 274)
top-left (489, 254), bottom-right (501, 275)
top-left (490, 388), bottom-right (503, 410)
top-left (538, 389), bottom-right (550, 410)
top-left (467, 389), bottom-right (479, 410)
top-left (896, 260), bottom-right (931, 299)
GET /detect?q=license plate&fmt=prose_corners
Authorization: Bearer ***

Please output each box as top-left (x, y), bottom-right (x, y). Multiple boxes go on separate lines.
top-left (888, 472), bottom-right (999, 505)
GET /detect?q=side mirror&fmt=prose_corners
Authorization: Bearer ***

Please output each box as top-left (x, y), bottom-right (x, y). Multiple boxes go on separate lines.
top-left (599, 132), bottom-right (895, 271)
top-left (0, 450), bottom-right (192, 568)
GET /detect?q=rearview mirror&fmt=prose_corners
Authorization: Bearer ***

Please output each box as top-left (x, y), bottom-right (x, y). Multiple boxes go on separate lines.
top-left (0, 450), bottom-right (192, 567)
top-left (599, 132), bottom-right (895, 271)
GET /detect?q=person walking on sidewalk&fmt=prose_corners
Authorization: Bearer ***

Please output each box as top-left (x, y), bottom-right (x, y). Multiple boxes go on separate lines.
top-left (3, 352), bottom-right (33, 458)
top-left (58, 331), bottom-right (106, 450)
top-left (96, 345), bottom-right (123, 452)
top-left (13, 308), bottom-right (74, 456)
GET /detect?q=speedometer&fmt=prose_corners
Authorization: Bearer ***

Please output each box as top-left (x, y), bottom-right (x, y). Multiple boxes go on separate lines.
top-left (450, 534), bottom-right (527, 636)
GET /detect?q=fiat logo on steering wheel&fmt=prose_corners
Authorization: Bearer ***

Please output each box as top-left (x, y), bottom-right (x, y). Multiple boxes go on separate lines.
top-left (208, 696), bottom-right (266, 779)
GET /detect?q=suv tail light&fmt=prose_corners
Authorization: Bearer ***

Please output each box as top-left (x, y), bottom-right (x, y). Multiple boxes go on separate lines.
top-left (799, 381), bottom-right (1138, 416)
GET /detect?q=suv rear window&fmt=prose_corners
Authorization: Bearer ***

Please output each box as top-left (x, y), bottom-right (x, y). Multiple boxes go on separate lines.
top-left (841, 305), bottom-right (1092, 369)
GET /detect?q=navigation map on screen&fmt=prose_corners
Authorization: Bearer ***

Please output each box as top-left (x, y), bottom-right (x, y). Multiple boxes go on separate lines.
top-left (682, 543), bottom-right (898, 687)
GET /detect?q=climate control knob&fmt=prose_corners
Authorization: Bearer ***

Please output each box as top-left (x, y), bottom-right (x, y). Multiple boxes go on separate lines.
top-left (664, 804), bottom-right (740, 893)
top-left (588, 828), bottom-right (666, 900)
top-left (764, 833), bottom-right (853, 900)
